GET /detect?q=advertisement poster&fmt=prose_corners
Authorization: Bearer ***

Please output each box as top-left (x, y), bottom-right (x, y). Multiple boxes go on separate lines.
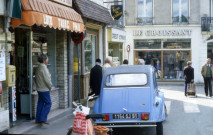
top-left (0, 82), bottom-right (2, 95)
top-left (12, 86), bottom-right (16, 121)
top-left (0, 47), bottom-right (6, 81)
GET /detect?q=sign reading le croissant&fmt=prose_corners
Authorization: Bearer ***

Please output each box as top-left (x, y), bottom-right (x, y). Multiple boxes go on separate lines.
top-left (111, 5), bottom-right (123, 20)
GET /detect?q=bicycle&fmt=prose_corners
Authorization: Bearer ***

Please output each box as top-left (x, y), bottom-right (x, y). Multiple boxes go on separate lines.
top-left (67, 95), bottom-right (112, 135)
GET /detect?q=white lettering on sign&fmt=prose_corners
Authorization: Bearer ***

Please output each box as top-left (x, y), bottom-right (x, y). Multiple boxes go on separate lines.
top-left (73, 22), bottom-right (80, 31)
top-left (58, 18), bottom-right (69, 29)
top-left (43, 15), bottom-right (53, 26)
top-left (111, 28), bottom-right (126, 42)
top-left (133, 29), bottom-right (192, 36)
top-left (133, 30), bottom-right (143, 36)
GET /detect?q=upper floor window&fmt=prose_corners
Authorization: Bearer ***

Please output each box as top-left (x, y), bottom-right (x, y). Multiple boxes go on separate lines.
top-left (173, 0), bottom-right (189, 24)
top-left (211, 0), bottom-right (213, 17)
top-left (137, 0), bottom-right (153, 25)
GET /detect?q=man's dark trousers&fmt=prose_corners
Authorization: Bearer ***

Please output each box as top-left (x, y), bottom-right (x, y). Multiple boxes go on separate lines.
top-left (204, 77), bottom-right (212, 96)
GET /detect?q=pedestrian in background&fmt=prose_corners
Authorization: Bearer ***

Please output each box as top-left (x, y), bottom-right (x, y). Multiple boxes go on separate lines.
top-left (89, 59), bottom-right (102, 96)
top-left (184, 61), bottom-right (194, 96)
top-left (122, 59), bottom-right (128, 66)
top-left (102, 56), bottom-right (113, 73)
top-left (35, 54), bottom-right (52, 124)
top-left (201, 58), bottom-right (213, 97)
top-left (138, 59), bottom-right (145, 65)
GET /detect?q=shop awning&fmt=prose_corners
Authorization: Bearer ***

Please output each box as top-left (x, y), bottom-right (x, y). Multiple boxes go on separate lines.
top-left (11, 0), bottom-right (85, 32)
top-left (73, 0), bottom-right (114, 24)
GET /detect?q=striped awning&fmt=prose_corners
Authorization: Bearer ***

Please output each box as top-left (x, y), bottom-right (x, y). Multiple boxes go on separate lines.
top-left (11, 0), bottom-right (84, 32)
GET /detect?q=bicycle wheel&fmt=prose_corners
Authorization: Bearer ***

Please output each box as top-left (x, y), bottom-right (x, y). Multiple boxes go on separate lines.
top-left (67, 127), bottom-right (73, 135)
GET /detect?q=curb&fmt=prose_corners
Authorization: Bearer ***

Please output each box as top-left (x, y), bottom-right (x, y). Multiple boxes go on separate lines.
top-left (9, 108), bottom-right (72, 134)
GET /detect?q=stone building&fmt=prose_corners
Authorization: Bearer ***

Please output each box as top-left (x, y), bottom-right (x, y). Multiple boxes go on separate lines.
top-left (125, 0), bottom-right (212, 83)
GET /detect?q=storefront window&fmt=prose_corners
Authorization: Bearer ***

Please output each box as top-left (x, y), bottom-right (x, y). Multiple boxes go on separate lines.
top-left (135, 51), bottom-right (161, 79)
top-left (134, 39), bottom-right (161, 49)
top-left (33, 31), bottom-right (56, 88)
top-left (163, 39), bottom-right (191, 49)
top-left (163, 51), bottom-right (190, 80)
top-left (84, 34), bottom-right (97, 73)
top-left (134, 39), bottom-right (191, 80)
top-left (109, 43), bottom-right (123, 66)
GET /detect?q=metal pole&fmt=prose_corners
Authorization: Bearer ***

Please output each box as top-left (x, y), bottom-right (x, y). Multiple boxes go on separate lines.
top-left (67, 32), bottom-right (72, 108)
top-left (103, 1), bottom-right (123, 3)
top-left (29, 31), bottom-right (33, 119)
top-left (78, 43), bottom-right (81, 103)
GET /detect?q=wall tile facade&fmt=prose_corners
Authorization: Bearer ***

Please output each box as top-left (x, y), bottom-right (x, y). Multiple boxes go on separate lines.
top-left (56, 31), bottom-right (69, 109)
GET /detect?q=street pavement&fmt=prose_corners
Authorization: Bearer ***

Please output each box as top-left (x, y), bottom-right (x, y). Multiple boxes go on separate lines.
top-left (25, 84), bottom-right (213, 135)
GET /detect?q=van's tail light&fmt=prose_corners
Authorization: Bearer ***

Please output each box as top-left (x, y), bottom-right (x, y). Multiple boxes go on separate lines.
top-left (102, 114), bottom-right (109, 121)
top-left (141, 113), bottom-right (149, 120)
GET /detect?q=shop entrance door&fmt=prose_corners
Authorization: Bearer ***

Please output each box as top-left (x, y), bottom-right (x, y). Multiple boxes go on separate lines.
top-left (14, 29), bottom-right (32, 122)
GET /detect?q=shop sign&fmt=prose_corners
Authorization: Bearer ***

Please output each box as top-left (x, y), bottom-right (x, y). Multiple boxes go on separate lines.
top-left (43, 15), bottom-right (81, 31)
top-left (58, 18), bottom-right (69, 29)
top-left (111, 28), bottom-right (126, 42)
top-left (51, 0), bottom-right (72, 7)
top-left (44, 15), bottom-right (53, 26)
top-left (111, 5), bottom-right (123, 20)
top-left (0, 47), bottom-right (6, 81)
top-left (133, 29), bottom-right (192, 36)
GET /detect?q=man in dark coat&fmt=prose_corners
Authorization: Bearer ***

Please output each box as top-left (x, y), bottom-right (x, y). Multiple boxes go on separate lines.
top-left (89, 59), bottom-right (102, 96)
top-left (184, 61), bottom-right (194, 96)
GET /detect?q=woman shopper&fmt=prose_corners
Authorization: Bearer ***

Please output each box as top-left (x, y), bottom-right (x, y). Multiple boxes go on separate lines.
top-left (35, 54), bottom-right (52, 124)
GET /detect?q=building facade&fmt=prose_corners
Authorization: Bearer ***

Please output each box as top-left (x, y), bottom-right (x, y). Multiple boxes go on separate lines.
top-left (73, 0), bottom-right (113, 99)
top-left (125, 0), bottom-right (209, 83)
top-left (6, 0), bottom-right (85, 129)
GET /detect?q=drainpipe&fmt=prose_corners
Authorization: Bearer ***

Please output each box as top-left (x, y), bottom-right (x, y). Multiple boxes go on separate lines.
top-left (103, 25), bottom-right (106, 61)
top-left (29, 31), bottom-right (33, 119)
top-left (67, 31), bottom-right (72, 108)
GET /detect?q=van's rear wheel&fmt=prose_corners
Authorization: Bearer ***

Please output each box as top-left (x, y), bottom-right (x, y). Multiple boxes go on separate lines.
top-left (156, 122), bottom-right (163, 135)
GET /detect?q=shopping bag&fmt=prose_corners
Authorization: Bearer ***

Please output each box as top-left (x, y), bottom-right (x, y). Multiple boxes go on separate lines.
top-left (187, 83), bottom-right (196, 95)
top-left (73, 106), bottom-right (90, 116)
top-left (72, 112), bottom-right (88, 135)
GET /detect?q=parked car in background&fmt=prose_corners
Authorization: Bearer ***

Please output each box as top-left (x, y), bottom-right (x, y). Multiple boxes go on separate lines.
top-left (94, 65), bottom-right (166, 135)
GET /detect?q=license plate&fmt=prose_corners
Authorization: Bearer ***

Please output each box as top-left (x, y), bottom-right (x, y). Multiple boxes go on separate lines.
top-left (113, 113), bottom-right (139, 119)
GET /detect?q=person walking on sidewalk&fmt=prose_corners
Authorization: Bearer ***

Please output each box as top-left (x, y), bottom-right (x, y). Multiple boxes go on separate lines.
top-left (89, 59), bottom-right (102, 96)
top-left (122, 59), bottom-right (128, 66)
top-left (35, 54), bottom-right (52, 124)
top-left (201, 58), bottom-right (213, 97)
top-left (184, 61), bottom-right (194, 96)
top-left (102, 56), bottom-right (113, 73)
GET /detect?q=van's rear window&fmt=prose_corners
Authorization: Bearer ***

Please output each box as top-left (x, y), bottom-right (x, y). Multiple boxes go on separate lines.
top-left (106, 74), bottom-right (147, 86)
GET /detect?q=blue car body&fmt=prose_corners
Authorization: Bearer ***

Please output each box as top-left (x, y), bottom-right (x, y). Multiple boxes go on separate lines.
top-left (94, 65), bottom-right (166, 128)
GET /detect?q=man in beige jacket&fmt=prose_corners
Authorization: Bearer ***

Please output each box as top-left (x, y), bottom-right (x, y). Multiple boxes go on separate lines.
top-left (102, 56), bottom-right (113, 73)
top-left (201, 58), bottom-right (213, 97)
top-left (35, 54), bottom-right (52, 124)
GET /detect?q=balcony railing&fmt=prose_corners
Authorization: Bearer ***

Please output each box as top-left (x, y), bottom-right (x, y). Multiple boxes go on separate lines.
top-left (201, 17), bottom-right (213, 31)
top-left (137, 17), bottom-right (153, 25)
top-left (172, 16), bottom-right (189, 25)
